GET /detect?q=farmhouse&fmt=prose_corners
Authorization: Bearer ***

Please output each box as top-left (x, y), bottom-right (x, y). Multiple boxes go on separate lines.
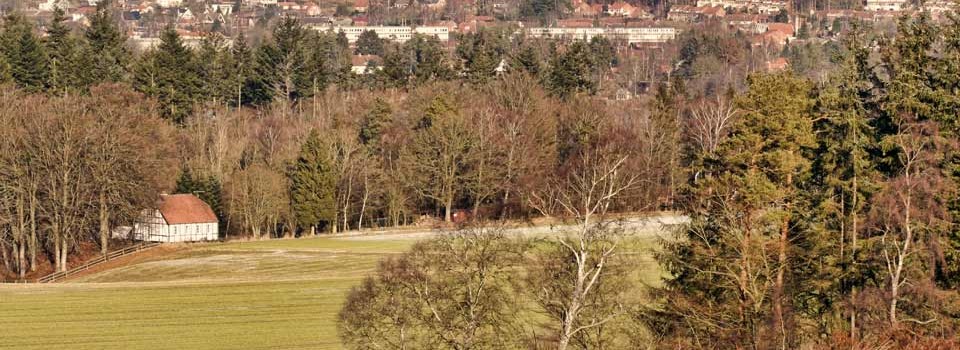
top-left (133, 194), bottom-right (219, 242)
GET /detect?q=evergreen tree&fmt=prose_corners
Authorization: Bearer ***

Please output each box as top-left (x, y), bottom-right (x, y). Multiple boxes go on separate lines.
top-left (197, 33), bottom-right (233, 105)
top-left (289, 130), bottom-right (337, 234)
top-left (0, 13), bottom-right (50, 92)
top-left (510, 42), bottom-right (542, 77)
top-left (547, 42), bottom-right (594, 98)
top-left (649, 73), bottom-right (816, 348)
top-left (457, 30), bottom-right (506, 84)
top-left (45, 8), bottom-right (86, 93)
top-left (229, 32), bottom-right (262, 106)
top-left (85, 0), bottom-right (129, 83)
top-left (255, 16), bottom-right (309, 103)
top-left (800, 37), bottom-right (879, 337)
top-left (133, 27), bottom-right (201, 123)
top-left (359, 98), bottom-right (393, 146)
top-left (355, 30), bottom-right (384, 56)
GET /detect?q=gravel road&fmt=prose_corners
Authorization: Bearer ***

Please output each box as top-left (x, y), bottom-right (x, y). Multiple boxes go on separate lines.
top-left (335, 213), bottom-right (689, 241)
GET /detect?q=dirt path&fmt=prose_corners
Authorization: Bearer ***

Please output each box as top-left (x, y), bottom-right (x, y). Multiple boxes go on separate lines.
top-left (336, 212), bottom-right (688, 241)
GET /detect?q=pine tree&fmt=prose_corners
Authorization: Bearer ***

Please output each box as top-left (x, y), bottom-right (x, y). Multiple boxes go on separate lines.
top-left (85, 0), bottom-right (129, 83)
top-left (0, 13), bottom-right (50, 92)
top-left (359, 98), bottom-right (392, 146)
top-left (255, 16), bottom-right (309, 104)
top-left (133, 27), bottom-right (201, 123)
top-left (649, 73), bottom-right (816, 348)
top-left (289, 130), bottom-right (337, 235)
top-left (229, 32), bottom-right (261, 106)
top-left (547, 42), bottom-right (594, 98)
top-left (45, 8), bottom-right (85, 94)
top-left (355, 30), bottom-right (384, 56)
top-left (197, 33), bottom-right (232, 105)
top-left (800, 37), bottom-right (879, 337)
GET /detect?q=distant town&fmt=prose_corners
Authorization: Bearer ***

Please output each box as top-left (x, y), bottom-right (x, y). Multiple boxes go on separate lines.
top-left (7, 0), bottom-right (957, 82)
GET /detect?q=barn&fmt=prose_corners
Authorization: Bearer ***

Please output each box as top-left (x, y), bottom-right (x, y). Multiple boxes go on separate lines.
top-left (133, 194), bottom-right (219, 242)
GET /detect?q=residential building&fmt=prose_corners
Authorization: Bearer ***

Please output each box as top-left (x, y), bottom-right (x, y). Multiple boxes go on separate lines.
top-left (133, 194), bottom-right (219, 243)
top-left (311, 25), bottom-right (450, 42)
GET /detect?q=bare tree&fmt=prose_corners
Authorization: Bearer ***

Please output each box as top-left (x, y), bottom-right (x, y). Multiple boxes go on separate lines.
top-left (527, 147), bottom-right (640, 350)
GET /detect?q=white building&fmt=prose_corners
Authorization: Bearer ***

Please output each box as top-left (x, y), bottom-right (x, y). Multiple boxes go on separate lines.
top-left (865, 0), bottom-right (908, 11)
top-left (133, 194), bottom-right (219, 242)
top-left (310, 25), bottom-right (451, 43)
top-left (38, 0), bottom-right (70, 11)
top-left (696, 0), bottom-right (787, 14)
top-left (524, 27), bottom-right (677, 45)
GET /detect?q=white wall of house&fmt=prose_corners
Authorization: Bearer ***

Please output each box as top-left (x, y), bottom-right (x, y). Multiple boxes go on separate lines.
top-left (133, 210), bottom-right (219, 242)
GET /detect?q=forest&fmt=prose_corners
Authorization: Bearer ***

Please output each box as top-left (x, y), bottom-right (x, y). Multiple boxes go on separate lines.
top-left (2, 1), bottom-right (960, 348)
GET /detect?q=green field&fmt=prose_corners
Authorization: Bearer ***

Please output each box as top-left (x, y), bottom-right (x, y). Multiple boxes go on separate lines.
top-left (0, 237), bottom-right (414, 350)
top-left (0, 233), bottom-right (662, 350)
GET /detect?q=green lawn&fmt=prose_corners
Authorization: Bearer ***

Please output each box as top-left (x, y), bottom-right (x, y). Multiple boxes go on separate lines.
top-left (0, 237), bottom-right (413, 350)
top-left (0, 234), bottom-right (663, 350)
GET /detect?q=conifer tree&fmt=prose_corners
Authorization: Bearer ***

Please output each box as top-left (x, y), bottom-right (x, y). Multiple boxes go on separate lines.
top-left (359, 98), bottom-right (392, 147)
top-left (133, 27), bottom-right (201, 123)
top-left (85, 0), bottom-right (129, 83)
top-left (289, 130), bottom-right (337, 234)
top-left (0, 13), bottom-right (50, 92)
top-left (355, 30), bottom-right (384, 56)
top-left (649, 73), bottom-right (816, 348)
top-left (255, 16), bottom-right (309, 104)
top-left (45, 8), bottom-right (85, 94)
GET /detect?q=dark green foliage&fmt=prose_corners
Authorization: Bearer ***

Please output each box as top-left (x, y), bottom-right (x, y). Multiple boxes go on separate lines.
top-left (304, 31), bottom-right (350, 95)
top-left (547, 42), bottom-right (595, 98)
top-left (0, 13), bottom-right (49, 92)
top-left (359, 98), bottom-right (392, 146)
top-left (254, 16), bottom-right (309, 103)
top-left (229, 32), bottom-right (263, 106)
top-left (355, 30), bottom-right (384, 56)
top-left (289, 130), bottom-right (337, 233)
top-left (133, 27), bottom-right (201, 123)
top-left (45, 8), bottom-right (87, 93)
top-left (457, 29), bottom-right (509, 84)
top-left (197, 34), bottom-right (234, 105)
top-left (521, 0), bottom-right (570, 22)
top-left (85, 0), bottom-right (129, 83)
top-left (509, 41), bottom-right (542, 77)
top-left (650, 73), bottom-right (816, 348)
top-left (381, 35), bottom-right (453, 87)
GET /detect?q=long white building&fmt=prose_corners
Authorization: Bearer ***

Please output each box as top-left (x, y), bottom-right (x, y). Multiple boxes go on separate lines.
top-left (696, 0), bottom-right (787, 14)
top-left (310, 26), bottom-right (451, 43)
top-left (865, 0), bottom-right (908, 11)
top-left (524, 27), bottom-right (677, 45)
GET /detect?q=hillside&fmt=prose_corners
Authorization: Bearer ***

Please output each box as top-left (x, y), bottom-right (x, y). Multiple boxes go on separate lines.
top-left (0, 216), bottom-right (676, 349)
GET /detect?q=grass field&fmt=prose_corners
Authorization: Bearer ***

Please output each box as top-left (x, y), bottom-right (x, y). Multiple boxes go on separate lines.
top-left (0, 228), bottom-right (666, 350)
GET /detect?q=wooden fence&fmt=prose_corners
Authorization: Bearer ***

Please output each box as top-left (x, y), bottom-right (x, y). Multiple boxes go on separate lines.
top-left (35, 242), bottom-right (161, 283)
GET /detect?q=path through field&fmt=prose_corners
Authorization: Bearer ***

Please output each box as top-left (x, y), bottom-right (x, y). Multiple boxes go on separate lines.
top-left (0, 213), bottom-right (684, 350)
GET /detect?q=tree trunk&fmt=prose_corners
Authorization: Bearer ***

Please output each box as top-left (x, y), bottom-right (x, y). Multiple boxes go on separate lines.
top-left (17, 241), bottom-right (26, 279)
top-left (53, 222), bottom-right (62, 273)
top-left (29, 194), bottom-right (37, 272)
top-left (444, 196), bottom-right (453, 222)
top-left (60, 237), bottom-right (69, 273)
top-left (0, 239), bottom-right (10, 273)
top-left (358, 179), bottom-right (369, 231)
top-left (99, 191), bottom-right (110, 256)
top-left (774, 172), bottom-right (792, 349)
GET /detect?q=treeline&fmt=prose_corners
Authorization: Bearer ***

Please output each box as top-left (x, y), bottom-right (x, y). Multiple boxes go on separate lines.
top-left (0, 87), bottom-right (176, 277)
top-left (0, 3), bottom-right (675, 278)
top-left (337, 15), bottom-right (960, 349)
top-left (0, 2), bottom-right (621, 122)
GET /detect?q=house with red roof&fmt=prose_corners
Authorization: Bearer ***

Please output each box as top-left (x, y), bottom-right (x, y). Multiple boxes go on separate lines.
top-left (133, 194), bottom-right (219, 242)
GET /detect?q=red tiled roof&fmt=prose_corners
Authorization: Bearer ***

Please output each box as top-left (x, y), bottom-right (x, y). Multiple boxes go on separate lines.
top-left (159, 194), bottom-right (218, 225)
